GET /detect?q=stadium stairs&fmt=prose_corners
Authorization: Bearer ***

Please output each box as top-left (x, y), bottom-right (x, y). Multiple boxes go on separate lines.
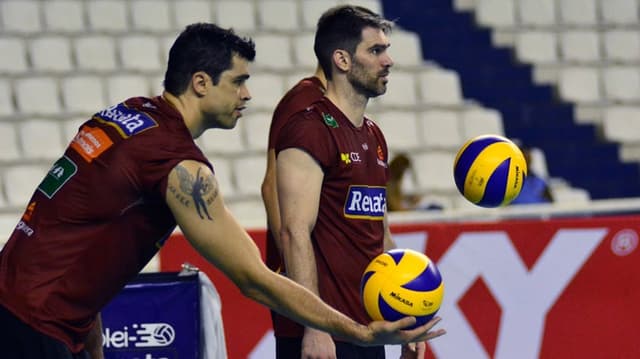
top-left (382, 0), bottom-right (640, 199)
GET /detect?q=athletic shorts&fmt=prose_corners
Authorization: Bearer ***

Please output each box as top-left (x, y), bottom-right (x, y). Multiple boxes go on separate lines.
top-left (0, 304), bottom-right (89, 359)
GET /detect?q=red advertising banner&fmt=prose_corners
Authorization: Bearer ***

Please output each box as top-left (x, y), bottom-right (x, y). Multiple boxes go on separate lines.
top-left (160, 215), bottom-right (640, 359)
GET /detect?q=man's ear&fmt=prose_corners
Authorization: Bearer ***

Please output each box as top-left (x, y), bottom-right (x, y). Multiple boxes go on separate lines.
top-left (192, 71), bottom-right (209, 97)
top-left (332, 49), bottom-right (351, 73)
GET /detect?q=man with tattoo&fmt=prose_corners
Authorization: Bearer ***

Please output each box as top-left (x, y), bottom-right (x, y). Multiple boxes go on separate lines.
top-left (0, 23), bottom-right (444, 359)
top-left (182, 166), bottom-right (214, 220)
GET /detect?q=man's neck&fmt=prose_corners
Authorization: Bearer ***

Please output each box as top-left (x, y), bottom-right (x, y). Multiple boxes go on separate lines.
top-left (313, 66), bottom-right (328, 90)
top-left (325, 81), bottom-right (368, 128)
top-left (161, 91), bottom-right (205, 138)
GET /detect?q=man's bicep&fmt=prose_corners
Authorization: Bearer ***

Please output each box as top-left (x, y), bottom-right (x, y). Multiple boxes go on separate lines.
top-left (165, 160), bottom-right (221, 223)
top-left (164, 160), bottom-right (232, 262)
top-left (262, 149), bottom-right (277, 199)
top-left (165, 160), bottom-right (271, 287)
top-left (276, 148), bottom-right (323, 229)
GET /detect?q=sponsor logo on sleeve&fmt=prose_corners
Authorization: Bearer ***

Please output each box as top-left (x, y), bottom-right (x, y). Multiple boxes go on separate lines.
top-left (94, 103), bottom-right (157, 138)
top-left (22, 201), bottom-right (36, 221)
top-left (15, 220), bottom-right (34, 237)
top-left (344, 185), bottom-right (386, 220)
top-left (70, 125), bottom-right (114, 163)
top-left (37, 156), bottom-right (77, 199)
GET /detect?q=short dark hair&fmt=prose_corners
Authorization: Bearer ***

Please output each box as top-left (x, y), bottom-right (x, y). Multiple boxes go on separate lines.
top-left (314, 5), bottom-right (393, 80)
top-left (164, 23), bottom-right (256, 95)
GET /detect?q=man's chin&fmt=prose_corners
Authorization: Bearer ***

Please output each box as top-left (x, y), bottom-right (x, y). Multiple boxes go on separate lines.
top-left (222, 122), bottom-right (238, 130)
top-left (369, 87), bottom-right (387, 98)
top-left (210, 117), bottom-right (238, 130)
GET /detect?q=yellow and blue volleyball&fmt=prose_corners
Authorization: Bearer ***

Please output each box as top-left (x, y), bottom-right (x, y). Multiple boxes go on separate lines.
top-left (360, 249), bottom-right (444, 328)
top-left (453, 134), bottom-right (527, 208)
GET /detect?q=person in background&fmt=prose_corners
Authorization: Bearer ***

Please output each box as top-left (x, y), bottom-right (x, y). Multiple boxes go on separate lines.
top-left (386, 153), bottom-right (445, 212)
top-left (0, 23), bottom-right (444, 359)
top-left (275, 5), bottom-right (444, 359)
top-left (387, 153), bottom-right (423, 211)
top-left (511, 146), bottom-right (554, 205)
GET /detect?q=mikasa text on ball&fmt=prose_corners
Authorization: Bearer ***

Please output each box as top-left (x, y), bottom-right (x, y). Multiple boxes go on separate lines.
top-left (360, 249), bottom-right (444, 328)
top-left (453, 134), bottom-right (527, 207)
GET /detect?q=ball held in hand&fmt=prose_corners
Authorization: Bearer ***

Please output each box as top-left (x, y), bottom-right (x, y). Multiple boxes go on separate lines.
top-left (361, 249), bottom-right (444, 329)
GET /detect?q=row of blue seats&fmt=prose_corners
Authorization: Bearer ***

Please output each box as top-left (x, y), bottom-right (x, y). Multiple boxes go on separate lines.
top-left (383, 0), bottom-right (640, 199)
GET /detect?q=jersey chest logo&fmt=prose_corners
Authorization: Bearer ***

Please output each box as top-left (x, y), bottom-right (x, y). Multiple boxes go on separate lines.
top-left (344, 185), bottom-right (386, 220)
top-left (340, 152), bottom-right (362, 165)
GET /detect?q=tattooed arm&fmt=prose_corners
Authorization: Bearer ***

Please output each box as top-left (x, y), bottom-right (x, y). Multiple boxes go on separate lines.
top-left (164, 160), bottom-right (445, 346)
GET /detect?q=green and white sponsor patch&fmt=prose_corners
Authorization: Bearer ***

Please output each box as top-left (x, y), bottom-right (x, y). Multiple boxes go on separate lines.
top-left (38, 155), bottom-right (77, 199)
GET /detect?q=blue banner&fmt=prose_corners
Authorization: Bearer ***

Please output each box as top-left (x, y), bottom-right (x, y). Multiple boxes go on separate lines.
top-left (102, 273), bottom-right (200, 359)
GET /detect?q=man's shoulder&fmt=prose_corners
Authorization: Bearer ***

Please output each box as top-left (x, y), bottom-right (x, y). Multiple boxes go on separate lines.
top-left (293, 76), bottom-right (325, 93)
top-left (90, 99), bottom-right (161, 139)
top-left (285, 103), bottom-right (326, 129)
top-left (89, 97), bottom-right (197, 156)
top-left (278, 77), bottom-right (325, 108)
top-left (276, 101), bottom-right (337, 146)
top-left (122, 96), bottom-right (177, 122)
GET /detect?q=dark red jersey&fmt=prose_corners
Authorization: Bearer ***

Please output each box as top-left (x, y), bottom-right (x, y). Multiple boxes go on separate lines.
top-left (267, 76), bottom-right (326, 151)
top-left (266, 76), bottom-right (326, 274)
top-left (0, 96), bottom-right (210, 352)
top-left (273, 97), bottom-right (389, 338)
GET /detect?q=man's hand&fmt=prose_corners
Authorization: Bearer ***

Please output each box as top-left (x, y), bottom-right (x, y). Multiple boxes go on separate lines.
top-left (302, 328), bottom-right (336, 359)
top-left (361, 316), bottom-right (445, 347)
top-left (400, 341), bottom-right (426, 359)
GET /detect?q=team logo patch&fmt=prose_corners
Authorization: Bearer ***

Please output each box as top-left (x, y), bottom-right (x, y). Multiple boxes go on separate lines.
top-left (94, 103), bottom-right (157, 138)
top-left (344, 186), bottom-right (386, 220)
top-left (38, 155), bottom-right (77, 199)
top-left (70, 125), bottom-right (113, 163)
top-left (322, 112), bottom-right (339, 128)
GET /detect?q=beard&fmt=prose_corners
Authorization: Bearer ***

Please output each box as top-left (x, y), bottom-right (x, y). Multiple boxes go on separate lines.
top-left (205, 111), bottom-right (239, 130)
top-left (347, 58), bottom-right (388, 99)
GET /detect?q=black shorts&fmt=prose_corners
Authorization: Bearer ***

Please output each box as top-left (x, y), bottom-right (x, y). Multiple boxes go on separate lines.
top-left (0, 304), bottom-right (89, 359)
top-left (276, 337), bottom-right (385, 359)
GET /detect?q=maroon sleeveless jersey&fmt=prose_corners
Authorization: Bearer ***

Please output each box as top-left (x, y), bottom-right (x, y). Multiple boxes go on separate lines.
top-left (0, 96), bottom-right (210, 352)
top-left (266, 76), bottom-right (325, 273)
top-left (273, 97), bottom-right (389, 338)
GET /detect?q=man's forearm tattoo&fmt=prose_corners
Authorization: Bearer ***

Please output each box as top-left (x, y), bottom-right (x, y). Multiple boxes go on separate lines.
top-left (169, 165), bottom-right (219, 220)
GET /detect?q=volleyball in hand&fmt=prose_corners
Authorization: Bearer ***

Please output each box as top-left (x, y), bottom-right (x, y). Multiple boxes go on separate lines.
top-left (360, 249), bottom-right (444, 329)
top-left (453, 134), bottom-right (527, 208)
